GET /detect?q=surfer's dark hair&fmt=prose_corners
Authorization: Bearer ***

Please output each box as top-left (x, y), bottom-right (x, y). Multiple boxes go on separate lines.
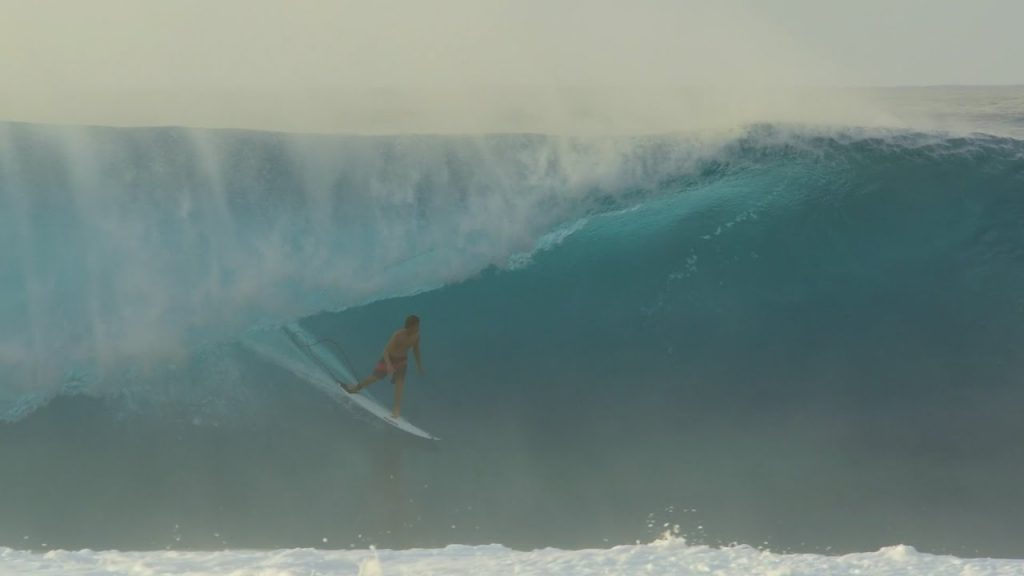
top-left (405, 315), bottom-right (420, 329)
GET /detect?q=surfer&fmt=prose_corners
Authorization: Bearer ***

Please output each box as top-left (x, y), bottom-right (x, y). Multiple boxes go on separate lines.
top-left (344, 315), bottom-right (424, 418)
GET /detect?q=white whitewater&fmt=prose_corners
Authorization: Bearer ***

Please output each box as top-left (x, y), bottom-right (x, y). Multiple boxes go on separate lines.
top-left (2, 540), bottom-right (1021, 576)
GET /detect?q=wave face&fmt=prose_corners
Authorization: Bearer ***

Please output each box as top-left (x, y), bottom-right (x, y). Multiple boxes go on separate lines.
top-left (1, 123), bottom-right (1023, 557)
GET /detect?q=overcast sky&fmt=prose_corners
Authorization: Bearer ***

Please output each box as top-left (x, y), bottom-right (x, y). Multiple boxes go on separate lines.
top-left (1, 1), bottom-right (1020, 132)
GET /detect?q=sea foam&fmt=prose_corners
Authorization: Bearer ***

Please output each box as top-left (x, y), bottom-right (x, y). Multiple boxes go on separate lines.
top-left (2, 540), bottom-right (1021, 576)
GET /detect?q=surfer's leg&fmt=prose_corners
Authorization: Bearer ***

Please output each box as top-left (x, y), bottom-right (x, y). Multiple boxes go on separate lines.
top-left (391, 375), bottom-right (403, 414)
top-left (391, 363), bottom-right (407, 418)
top-left (347, 358), bottom-right (392, 393)
top-left (346, 373), bottom-right (382, 393)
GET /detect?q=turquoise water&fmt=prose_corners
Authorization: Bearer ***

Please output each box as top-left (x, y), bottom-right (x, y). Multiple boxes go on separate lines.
top-left (1, 110), bottom-right (1023, 556)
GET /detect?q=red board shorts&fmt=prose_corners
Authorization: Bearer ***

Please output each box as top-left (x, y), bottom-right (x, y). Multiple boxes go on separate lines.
top-left (373, 356), bottom-right (408, 380)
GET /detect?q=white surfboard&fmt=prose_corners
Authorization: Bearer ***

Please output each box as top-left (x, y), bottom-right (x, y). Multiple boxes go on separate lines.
top-left (244, 322), bottom-right (439, 441)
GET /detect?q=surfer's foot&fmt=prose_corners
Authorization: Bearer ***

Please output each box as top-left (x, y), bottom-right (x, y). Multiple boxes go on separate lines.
top-left (343, 383), bottom-right (360, 394)
top-left (391, 410), bottom-right (400, 419)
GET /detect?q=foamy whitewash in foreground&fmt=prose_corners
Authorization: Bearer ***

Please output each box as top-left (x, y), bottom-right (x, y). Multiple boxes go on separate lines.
top-left (2, 540), bottom-right (1022, 576)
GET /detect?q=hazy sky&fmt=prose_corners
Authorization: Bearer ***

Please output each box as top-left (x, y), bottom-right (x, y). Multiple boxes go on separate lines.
top-left (746, 0), bottom-right (1024, 86)
top-left (1, 1), bottom-right (1020, 132)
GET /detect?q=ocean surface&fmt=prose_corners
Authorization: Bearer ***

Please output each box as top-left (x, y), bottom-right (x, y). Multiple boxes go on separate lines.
top-left (1, 87), bottom-right (1023, 573)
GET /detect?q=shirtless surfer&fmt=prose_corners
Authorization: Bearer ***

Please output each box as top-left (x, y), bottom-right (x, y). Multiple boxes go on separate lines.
top-left (344, 315), bottom-right (423, 418)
